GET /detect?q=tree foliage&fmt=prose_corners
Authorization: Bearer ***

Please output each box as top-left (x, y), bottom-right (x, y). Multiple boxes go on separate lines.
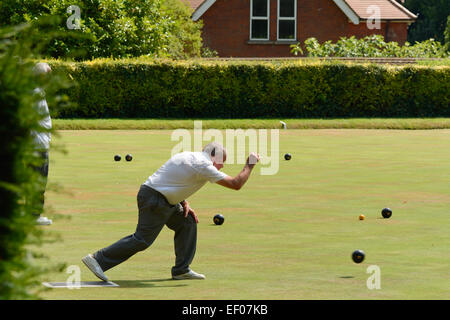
top-left (404, 0), bottom-right (450, 44)
top-left (0, 0), bottom-right (204, 59)
top-left (161, 0), bottom-right (204, 59)
top-left (445, 15), bottom-right (450, 52)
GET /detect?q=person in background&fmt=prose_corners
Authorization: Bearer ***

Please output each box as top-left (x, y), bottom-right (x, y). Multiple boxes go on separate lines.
top-left (31, 62), bottom-right (53, 226)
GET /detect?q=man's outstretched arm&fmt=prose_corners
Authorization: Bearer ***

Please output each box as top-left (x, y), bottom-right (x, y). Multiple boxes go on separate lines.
top-left (216, 152), bottom-right (260, 191)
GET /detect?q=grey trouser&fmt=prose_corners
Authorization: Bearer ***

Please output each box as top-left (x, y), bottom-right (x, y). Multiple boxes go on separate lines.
top-left (93, 185), bottom-right (197, 277)
top-left (32, 151), bottom-right (49, 217)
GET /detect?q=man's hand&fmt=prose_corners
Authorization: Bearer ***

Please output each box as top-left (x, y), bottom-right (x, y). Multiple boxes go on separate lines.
top-left (217, 152), bottom-right (260, 191)
top-left (181, 200), bottom-right (199, 223)
top-left (246, 152), bottom-right (260, 169)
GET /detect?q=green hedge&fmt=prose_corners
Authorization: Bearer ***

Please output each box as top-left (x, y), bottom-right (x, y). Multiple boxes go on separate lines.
top-left (50, 59), bottom-right (450, 118)
top-left (1, 22), bottom-right (67, 299)
top-left (0, 24), bottom-right (46, 299)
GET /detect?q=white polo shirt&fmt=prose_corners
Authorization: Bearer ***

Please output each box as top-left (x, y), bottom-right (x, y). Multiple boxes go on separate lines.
top-left (31, 88), bottom-right (52, 151)
top-left (143, 151), bottom-right (228, 205)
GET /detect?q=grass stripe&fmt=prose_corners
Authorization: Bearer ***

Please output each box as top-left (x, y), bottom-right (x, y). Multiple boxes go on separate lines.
top-left (53, 118), bottom-right (450, 130)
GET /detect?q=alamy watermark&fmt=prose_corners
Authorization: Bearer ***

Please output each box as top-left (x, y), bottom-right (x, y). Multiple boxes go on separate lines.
top-left (171, 121), bottom-right (280, 175)
top-left (66, 5), bottom-right (81, 30)
top-left (66, 265), bottom-right (81, 289)
top-left (366, 265), bottom-right (381, 290)
top-left (366, 5), bottom-right (381, 30)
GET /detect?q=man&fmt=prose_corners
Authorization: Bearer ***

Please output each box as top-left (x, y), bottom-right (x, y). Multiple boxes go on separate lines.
top-left (82, 142), bottom-right (260, 281)
top-left (31, 62), bottom-right (53, 226)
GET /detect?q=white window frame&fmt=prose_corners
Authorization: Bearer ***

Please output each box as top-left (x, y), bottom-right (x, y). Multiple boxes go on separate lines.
top-left (277, 0), bottom-right (297, 41)
top-left (250, 0), bottom-right (270, 41)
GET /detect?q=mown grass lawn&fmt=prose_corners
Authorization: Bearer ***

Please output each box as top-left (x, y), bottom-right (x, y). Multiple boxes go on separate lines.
top-left (38, 129), bottom-right (450, 299)
top-left (53, 118), bottom-right (450, 130)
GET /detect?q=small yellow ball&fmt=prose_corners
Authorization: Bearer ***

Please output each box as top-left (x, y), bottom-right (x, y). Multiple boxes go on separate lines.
top-left (359, 214), bottom-right (365, 220)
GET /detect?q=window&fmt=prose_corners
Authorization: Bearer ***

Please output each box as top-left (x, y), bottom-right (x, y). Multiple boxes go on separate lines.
top-left (250, 0), bottom-right (270, 40)
top-left (277, 0), bottom-right (297, 41)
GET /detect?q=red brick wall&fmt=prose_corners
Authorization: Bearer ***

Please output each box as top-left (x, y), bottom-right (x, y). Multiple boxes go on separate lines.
top-left (347, 22), bottom-right (408, 43)
top-left (200, 0), bottom-right (409, 57)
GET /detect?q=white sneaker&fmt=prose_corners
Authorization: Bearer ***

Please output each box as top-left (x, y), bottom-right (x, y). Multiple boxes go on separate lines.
top-left (36, 216), bottom-right (52, 225)
top-left (172, 270), bottom-right (206, 280)
top-left (82, 254), bottom-right (108, 282)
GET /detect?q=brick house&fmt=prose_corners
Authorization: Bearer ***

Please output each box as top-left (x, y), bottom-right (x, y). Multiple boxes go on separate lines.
top-left (184, 0), bottom-right (417, 57)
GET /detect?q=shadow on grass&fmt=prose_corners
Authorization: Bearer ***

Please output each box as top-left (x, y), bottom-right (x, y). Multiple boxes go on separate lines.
top-left (114, 278), bottom-right (188, 288)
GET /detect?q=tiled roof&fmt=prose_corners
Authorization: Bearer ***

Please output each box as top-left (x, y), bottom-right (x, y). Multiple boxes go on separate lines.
top-left (183, 0), bottom-right (204, 11)
top-left (184, 0), bottom-right (417, 22)
top-left (344, 0), bottom-right (417, 20)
